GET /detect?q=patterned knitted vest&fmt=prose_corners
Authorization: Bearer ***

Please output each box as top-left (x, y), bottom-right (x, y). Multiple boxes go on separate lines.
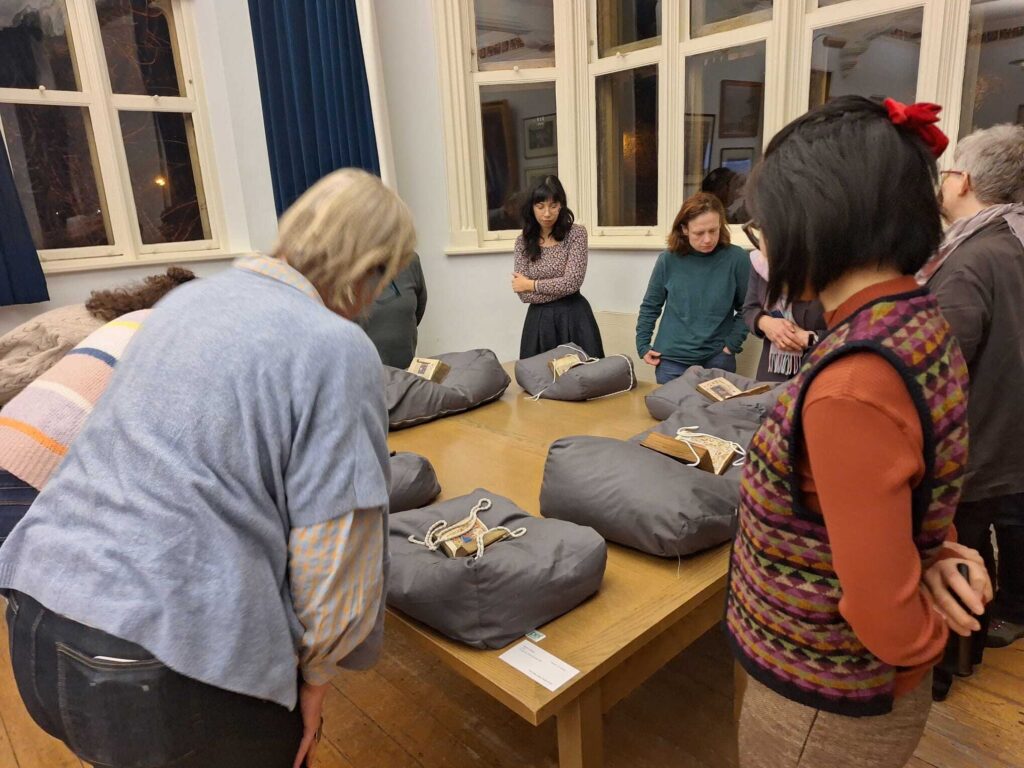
top-left (725, 288), bottom-right (968, 717)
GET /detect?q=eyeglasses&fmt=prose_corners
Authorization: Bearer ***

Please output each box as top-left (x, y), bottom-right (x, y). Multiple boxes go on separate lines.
top-left (742, 221), bottom-right (762, 251)
top-left (938, 170), bottom-right (967, 187)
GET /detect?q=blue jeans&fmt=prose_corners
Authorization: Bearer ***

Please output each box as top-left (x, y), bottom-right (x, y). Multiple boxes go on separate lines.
top-left (655, 351), bottom-right (736, 385)
top-left (0, 469), bottom-right (37, 547)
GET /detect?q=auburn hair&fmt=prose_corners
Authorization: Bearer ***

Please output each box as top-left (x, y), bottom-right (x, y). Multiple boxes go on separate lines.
top-left (667, 192), bottom-right (730, 255)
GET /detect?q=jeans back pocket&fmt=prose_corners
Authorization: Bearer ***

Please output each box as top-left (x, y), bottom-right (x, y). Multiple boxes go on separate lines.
top-left (56, 642), bottom-right (206, 768)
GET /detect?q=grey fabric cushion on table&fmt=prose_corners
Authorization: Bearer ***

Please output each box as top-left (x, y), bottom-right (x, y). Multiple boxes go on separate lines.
top-left (386, 349), bottom-right (511, 430)
top-left (388, 452), bottom-right (441, 513)
top-left (388, 489), bottom-right (608, 649)
top-left (644, 366), bottom-right (783, 421)
top-left (540, 436), bottom-right (738, 558)
top-left (514, 343), bottom-right (636, 401)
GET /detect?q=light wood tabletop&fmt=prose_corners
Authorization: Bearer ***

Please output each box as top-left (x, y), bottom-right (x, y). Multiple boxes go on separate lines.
top-left (388, 366), bottom-right (731, 768)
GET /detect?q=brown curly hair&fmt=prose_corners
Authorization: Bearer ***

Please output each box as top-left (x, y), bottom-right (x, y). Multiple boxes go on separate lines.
top-left (85, 267), bottom-right (197, 321)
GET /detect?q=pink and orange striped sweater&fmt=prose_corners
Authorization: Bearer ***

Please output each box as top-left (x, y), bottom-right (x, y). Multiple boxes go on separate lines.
top-left (0, 310), bottom-right (148, 491)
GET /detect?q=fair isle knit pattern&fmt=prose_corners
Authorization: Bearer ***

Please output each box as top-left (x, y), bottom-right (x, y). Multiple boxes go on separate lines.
top-left (725, 288), bottom-right (968, 717)
top-left (0, 310), bottom-right (149, 490)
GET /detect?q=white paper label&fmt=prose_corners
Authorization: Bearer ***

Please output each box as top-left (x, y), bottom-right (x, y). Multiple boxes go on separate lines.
top-left (499, 641), bottom-right (580, 692)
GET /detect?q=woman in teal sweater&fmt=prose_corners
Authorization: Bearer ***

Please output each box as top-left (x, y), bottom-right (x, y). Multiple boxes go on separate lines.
top-left (636, 192), bottom-right (751, 384)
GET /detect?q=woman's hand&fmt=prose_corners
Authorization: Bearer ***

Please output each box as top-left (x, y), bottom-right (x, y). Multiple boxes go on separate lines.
top-left (758, 315), bottom-right (805, 352)
top-left (922, 544), bottom-right (993, 637)
top-left (293, 680), bottom-right (329, 768)
top-left (643, 350), bottom-right (662, 367)
top-left (511, 273), bottom-right (534, 293)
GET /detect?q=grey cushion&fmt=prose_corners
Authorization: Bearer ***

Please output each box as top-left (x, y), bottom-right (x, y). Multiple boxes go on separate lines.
top-left (540, 436), bottom-right (738, 558)
top-left (515, 344), bottom-right (636, 401)
top-left (645, 366), bottom-right (783, 421)
top-left (386, 349), bottom-right (511, 430)
top-left (388, 489), bottom-right (607, 649)
top-left (388, 452), bottom-right (441, 513)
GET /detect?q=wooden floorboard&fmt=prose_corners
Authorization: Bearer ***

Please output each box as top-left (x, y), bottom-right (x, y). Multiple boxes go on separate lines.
top-left (1, 612), bottom-right (1022, 767)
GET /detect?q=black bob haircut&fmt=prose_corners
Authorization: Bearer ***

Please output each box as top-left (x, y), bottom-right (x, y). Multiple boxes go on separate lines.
top-left (746, 95), bottom-right (942, 305)
top-left (521, 175), bottom-right (575, 261)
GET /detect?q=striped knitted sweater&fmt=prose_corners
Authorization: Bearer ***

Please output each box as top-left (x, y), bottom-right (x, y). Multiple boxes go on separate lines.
top-left (725, 288), bottom-right (968, 716)
top-left (0, 310), bottom-right (148, 490)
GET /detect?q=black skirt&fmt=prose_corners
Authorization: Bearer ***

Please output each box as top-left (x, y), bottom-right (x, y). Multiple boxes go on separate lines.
top-left (520, 292), bottom-right (605, 360)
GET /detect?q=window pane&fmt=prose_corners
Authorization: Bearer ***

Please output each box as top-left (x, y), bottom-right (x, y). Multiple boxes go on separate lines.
top-left (0, 1), bottom-right (79, 90)
top-left (0, 104), bottom-right (111, 249)
top-left (479, 83), bottom-right (557, 231)
top-left (474, 0), bottom-right (554, 70)
top-left (95, 0), bottom-right (184, 96)
top-left (809, 10), bottom-right (923, 111)
top-left (690, 1), bottom-right (772, 39)
top-left (960, 0), bottom-right (1024, 135)
top-left (119, 111), bottom-right (210, 244)
top-left (684, 43), bottom-right (765, 223)
top-left (596, 65), bottom-right (658, 227)
top-left (597, 0), bottom-right (661, 58)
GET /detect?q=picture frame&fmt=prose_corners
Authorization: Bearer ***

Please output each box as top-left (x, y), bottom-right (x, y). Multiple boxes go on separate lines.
top-left (809, 69), bottom-right (833, 109)
top-left (524, 163), bottom-right (558, 192)
top-left (480, 100), bottom-right (518, 211)
top-left (719, 80), bottom-right (763, 139)
top-left (524, 113), bottom-right (557, 158)
top-left (684, 113), bottom-right (716, 184)
top-left (720, 147), bottom-right (755, 175)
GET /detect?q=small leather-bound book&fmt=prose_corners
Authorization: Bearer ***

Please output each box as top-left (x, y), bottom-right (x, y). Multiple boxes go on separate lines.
top-left (640, 432), bottom-right (707, 466)
top-left (407, 357), bottom-right (451, 383)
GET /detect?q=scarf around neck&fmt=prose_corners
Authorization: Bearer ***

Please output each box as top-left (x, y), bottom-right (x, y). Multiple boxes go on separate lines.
top-left (918, 203), bottom-right (1024, 285)
top-left (750, 249), bottom-right (803, 377)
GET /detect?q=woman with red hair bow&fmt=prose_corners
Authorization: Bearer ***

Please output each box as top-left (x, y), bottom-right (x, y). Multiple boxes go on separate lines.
top-left (726, 96), bottom-right (990, 768)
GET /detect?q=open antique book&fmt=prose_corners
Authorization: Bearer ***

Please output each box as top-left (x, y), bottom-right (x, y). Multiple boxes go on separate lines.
top-left (696, 376), bottom-right (772, 403)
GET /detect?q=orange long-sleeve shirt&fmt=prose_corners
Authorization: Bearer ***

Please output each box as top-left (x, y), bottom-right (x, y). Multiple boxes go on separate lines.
top-left (798, 276), bottom-right (955, 698)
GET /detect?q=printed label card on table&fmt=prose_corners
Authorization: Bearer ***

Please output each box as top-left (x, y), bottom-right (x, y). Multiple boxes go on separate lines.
top-left (499, 640), bottom-right (580, 692)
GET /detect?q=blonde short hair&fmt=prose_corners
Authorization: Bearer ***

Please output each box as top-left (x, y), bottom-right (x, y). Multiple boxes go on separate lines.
top-left (272, 168), bottom-right (416, 312)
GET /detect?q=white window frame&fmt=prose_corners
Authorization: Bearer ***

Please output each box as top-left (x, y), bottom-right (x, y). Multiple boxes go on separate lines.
top-left (433, 0), bottom-right (988, 256)
top-left (0, 0), bottom-right (225, 274)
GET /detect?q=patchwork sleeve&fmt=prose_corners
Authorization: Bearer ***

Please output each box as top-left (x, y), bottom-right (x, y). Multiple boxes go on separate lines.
top-left (288, 506), bottom-right (387, 684)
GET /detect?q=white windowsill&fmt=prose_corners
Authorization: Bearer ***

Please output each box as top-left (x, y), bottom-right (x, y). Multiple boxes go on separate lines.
top-left (40, 249), bottom-right (250, 276)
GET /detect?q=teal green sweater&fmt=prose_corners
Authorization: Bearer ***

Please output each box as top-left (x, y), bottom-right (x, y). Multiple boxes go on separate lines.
top-left (636, 244), bottom-right (751, 364)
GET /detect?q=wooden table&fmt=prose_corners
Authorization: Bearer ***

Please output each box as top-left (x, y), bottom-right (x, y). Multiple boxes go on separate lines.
top-left (388, 370), bottom-right (731, 768)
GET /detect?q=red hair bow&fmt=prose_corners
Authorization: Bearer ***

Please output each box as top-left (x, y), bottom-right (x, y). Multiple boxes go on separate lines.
top-left (883, 98), bottom-right (949, 158)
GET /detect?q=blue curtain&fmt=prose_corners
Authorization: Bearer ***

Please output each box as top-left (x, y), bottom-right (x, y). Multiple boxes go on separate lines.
top-left (0, 137), bottom-right (47, 306)
top-left (248, 0), bottom-right (380, 216)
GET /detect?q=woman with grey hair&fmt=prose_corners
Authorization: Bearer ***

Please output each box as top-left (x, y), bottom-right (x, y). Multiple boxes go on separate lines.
top-left (0, 169), bottom-right (416, 767)
top-left (924, 123), bottom-right (1024, 699)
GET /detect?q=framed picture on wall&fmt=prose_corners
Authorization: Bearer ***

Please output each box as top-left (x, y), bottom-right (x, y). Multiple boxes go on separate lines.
top-left (720, 147), bottom-right (755, 175)
top-left (809, 69), bottom-right (833, 109)
top-left (524, 113), bottom-right (557, 158)
top-left (719, 80), bottom-right (763, 138)
top-left (524, 164), bottom-right (558, 191)
top-left (684, 113), bottom-right (716, 184)
top-left (481, 100), bottom-right (518, 211)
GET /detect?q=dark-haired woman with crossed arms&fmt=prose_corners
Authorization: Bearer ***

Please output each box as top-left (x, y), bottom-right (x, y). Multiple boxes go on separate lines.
top-left (511, 175), bottom-right (604, 359)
